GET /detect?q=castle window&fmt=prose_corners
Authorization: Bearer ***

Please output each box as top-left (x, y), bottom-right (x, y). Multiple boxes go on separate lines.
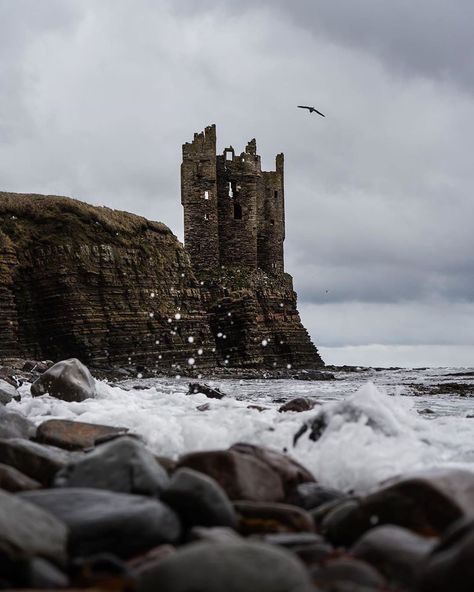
top-left (234, 203), bottom-right (242, 220)
top-left (270, 219), bottom-right (275, 226)
top-left (204, 213), bottom-right (209, 221)
top-left (274, 190), bottom-right (278, 199)
top-left (226, 151), bottom-right (233, 161)
top-left (228, 180), bottom-right (238, 198)
top-left (204, 191), bottom-right (209, 200)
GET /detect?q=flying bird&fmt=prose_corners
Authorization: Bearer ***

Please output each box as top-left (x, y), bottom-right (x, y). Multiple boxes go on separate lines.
top-left (297, 105), bottom-right (325, 117)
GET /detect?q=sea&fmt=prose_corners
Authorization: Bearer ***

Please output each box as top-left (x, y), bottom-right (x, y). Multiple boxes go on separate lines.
top-left (9, 367), bottom-right (474, 494)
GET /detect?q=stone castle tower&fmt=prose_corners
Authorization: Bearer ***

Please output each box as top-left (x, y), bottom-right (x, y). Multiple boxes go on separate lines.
top-left (181, 124), bottom-right (285, 274)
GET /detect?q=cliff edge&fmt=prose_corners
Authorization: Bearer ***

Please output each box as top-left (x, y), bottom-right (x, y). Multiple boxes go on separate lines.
top-left (0, 192), bottom-right (323, 370)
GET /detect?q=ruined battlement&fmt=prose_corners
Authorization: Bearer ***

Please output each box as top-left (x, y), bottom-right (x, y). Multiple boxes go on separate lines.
top-left (181, 125), bottom-right (285, 274)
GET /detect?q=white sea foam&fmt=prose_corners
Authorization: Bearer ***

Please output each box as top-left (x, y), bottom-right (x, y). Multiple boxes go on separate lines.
top-left (8, 377), bottom-right (474, 493)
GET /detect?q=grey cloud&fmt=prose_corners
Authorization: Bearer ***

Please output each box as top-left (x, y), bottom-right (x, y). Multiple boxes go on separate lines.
top-left (1, 1), bottom-right (473, 359)
top-left (178, 0), bottom-right (474, 91)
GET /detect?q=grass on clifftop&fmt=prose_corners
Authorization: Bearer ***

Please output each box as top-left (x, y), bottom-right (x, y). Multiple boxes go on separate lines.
top-left (0, 192), bottom-right (173, 249)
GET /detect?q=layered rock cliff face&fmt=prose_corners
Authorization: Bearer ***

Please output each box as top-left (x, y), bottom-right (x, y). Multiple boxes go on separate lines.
top-left (0, 193), bottom-right (323, 370)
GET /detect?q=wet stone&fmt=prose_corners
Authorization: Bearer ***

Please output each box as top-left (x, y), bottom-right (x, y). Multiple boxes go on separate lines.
top-left (0, 407), bottom-right (37, 439)
top-left (0, 489), bottom-right (68, 564)
top-left (31, 358), bottom-right (96, 402)
top-left (0, 437), bottom-right (72, 485)
top-left (161, 467), bottom-right (237, 529)
top-left (351, 524), bottom-right (436, 587)
top-left (417, 517), bottom-right (474, 592)
top-left (54, 436), bottom-right (169, 496)
top-left (278, 397), bottom-right (316, 413)
top-left (136, 541), bottom-right (314, 592)
top-left (234, 501), bottom-right (315, 535)
top-left (23, 557), bottom-right (69, 589)
top-left (127, 545), bottom-right (176, 573)
top-left (0, 378), bottom-right (17, 405)
top-left (187, 383), bottom-right (225, 399)
top-left (187, 526), bottom-right (242, 544)
top-left (177, 448), bottom-right (285, 502)
top-left (230, 442), bottom-right (315, 495)
top-left (0, 462), bottom-right (41, 492)
top-left (323, 467), bottom-right (474, 546)
top-left (36, 418), bottom-right (129, 451)
top-left (21, 487), bottom-right (182, 559)
top-left (287, 482), bottom-right (346, 510)
top-left (262, 532), bottom-right (325, 548)
top-left (310, 557), bottom-right (387, 591)
top-left (70, 553), bottom-right (135, 590)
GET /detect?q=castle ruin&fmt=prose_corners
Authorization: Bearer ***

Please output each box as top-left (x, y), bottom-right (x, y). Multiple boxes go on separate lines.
top-left (181, 124), bottom-right (285, 275)
top-left (181, 125), bottom-right (324, 369)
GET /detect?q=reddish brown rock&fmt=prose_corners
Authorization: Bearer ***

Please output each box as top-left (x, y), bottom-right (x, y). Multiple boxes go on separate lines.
top-left (323, 468), bottom-right (474, 546)
top-left (36, 419), bottom-right (129, 451)
top-left (234, 501), bottom-right (315, 535)
top-left (230, 442), bottom-right (315, 495)
top-left (278, 397), bottom-right (316, 413)
top-left (176, 448), bottom-right (285, 502)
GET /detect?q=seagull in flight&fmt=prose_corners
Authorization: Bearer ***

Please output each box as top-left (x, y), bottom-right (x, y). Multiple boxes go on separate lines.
top-left (297, 105), bottom-right (325, 117)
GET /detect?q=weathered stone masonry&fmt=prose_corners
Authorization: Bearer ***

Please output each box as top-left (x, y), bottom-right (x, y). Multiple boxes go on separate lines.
top-left (181, 126), bottom-right (323, 368)
top-left (181, 124), bottom-right (284, 274)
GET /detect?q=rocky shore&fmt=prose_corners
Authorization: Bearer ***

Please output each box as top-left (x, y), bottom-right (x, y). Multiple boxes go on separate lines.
top-left (1, 358), bottom-right (473, 591)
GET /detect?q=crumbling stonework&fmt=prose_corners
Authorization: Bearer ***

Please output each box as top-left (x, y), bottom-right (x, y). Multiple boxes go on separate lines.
top-left (181, 125), bottom-right (284, 274)
top-left (182, 126), bottom-right (323, 368)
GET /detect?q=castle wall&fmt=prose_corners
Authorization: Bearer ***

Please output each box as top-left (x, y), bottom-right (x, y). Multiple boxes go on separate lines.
top-left (216, 141), bottom-right (260, 269)
top-left (181, 125), bottom-right (219, 271)
top-left (258, 154), bottom-right (285, 274)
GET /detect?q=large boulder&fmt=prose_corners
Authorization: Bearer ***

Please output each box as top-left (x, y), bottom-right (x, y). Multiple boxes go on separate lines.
top-left (0, 437), bottom-right (72, 485)
top-left (31, 358), bottom-right (96, 402)
top-left (161, 467), bottom-right (237, 529)
top-left (36, 418), bottom-right (129, 450)
top-left (0, 489), bottom-right (67, 563)
top-left (54, 436), bottom-right (169, 495)
top-left (136, 541), bottom-right (314, 592)
top-left (0, 407), bottom-right (36, 439)
top-left (21, 488), bottom-right (181, 559)
top-left (322, 468), bottom-right (474, 546)
top-left (177, 444), bottom-right (314, 503)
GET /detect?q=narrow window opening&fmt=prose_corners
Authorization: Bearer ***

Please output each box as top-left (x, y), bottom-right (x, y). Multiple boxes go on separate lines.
top-left (226, 151), bottom-right (233, 161)
top-left (274, 190), bottom-right (278, 199)
top-left (270, 219), bottom-right (275, 226)
top-left (228, 181), bottom-right (237, 198)
top-left (204, 190), bottom-right (209, 200)
top-left (204, 213), bottom-right (209, 221)
top-left (234, 203), bottom-right (242, 220)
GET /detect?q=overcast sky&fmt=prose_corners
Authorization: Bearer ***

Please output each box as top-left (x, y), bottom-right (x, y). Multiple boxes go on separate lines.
top-left (1, 0), bottom-right (474, 367)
